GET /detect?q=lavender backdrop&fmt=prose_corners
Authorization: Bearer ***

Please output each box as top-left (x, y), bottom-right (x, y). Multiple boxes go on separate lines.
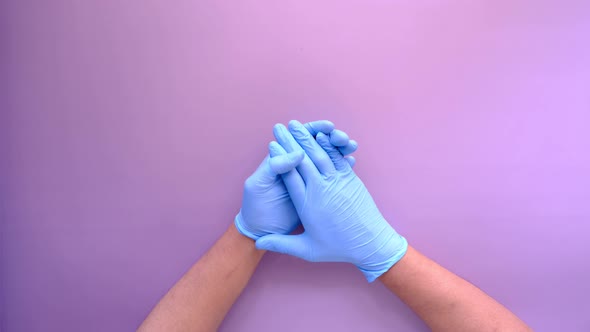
top-left (2, 1), bottom-right (589, 331)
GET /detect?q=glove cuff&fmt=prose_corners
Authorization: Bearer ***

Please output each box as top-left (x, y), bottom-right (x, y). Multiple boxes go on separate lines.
top-left (358, 235), bottom-right (409, 283)
top-left (234, 211), bottom-right (261, 241)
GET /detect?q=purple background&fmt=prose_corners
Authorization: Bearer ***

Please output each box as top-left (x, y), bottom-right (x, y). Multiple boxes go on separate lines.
top-left (2, 1), bottom-right (589, 331)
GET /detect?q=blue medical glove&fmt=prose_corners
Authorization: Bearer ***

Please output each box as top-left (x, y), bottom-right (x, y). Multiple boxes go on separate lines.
top-left (255, 120), bottom-right (408, 282)
top-left (235, 120), bottom-right (358, 240)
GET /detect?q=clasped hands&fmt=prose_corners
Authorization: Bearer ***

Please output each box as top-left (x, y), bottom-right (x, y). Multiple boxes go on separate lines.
top-left (235, 120), bottom-right (407, 282)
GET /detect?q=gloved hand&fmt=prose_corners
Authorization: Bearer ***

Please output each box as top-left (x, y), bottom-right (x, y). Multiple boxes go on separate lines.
top-left (255, 120), bottom-right (408, 282)
top-left (235, 120), bottom-right (358, 240)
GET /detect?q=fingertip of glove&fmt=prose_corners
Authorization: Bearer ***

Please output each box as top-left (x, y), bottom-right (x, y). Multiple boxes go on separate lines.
top-left (285, 151), bottom-right (304, 167)
top-left (292, 150), bottom-right (305, 161)
top-left (346, 155), bottom-right (356, 167)
top-left (255, 238), bottom-right (271, 251)
top-left (273, 123), bottom-right (287, 135)
top-left (288, 119), bottom-right (302, 128)
top-left (329, 130), bottom-right (350, 147)
top-left (316, 131), bottom-right (331, 144)
top-left (310, 120), bottom-right (335, 134)
top-left (268, 141), bottom-right (284, 157)
top-left (269, 150), bottom-right (303, 174)
top-left (321, 120), bottom-right (335, 128)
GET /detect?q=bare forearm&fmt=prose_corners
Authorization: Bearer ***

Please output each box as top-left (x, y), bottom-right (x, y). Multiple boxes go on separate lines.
top-left (380, 246), bottom-right (531, 332)
top-left (138, 224), bottom-right (264, 332)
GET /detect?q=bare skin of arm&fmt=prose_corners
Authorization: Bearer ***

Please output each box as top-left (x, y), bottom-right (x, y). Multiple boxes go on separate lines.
top-left (379, 245), bottom-right (531, 332)
top-left (137, 224), bottom-right (264, 332)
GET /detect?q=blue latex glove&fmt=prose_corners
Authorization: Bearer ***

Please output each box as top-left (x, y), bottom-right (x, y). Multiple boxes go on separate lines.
top-left (235, 120), bottom-right (358, 240)
top-left (255, 120), bottom-right (408, 282)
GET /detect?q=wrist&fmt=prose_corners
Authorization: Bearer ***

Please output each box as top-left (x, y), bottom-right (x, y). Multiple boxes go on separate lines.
top-left (378, 244), bottom-right (415, 284)
top-left (227, 223), bottom-right (266, 256)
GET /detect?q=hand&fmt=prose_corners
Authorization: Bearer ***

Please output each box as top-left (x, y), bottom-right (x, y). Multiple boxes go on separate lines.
top-left (255, 120), bottom-right (407, 282)
top-left (235, 120), bottom-right (358, 240)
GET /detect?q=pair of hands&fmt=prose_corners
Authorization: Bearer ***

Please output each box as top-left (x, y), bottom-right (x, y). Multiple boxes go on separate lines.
top-left (235, 120), bottom-right (407, 282)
